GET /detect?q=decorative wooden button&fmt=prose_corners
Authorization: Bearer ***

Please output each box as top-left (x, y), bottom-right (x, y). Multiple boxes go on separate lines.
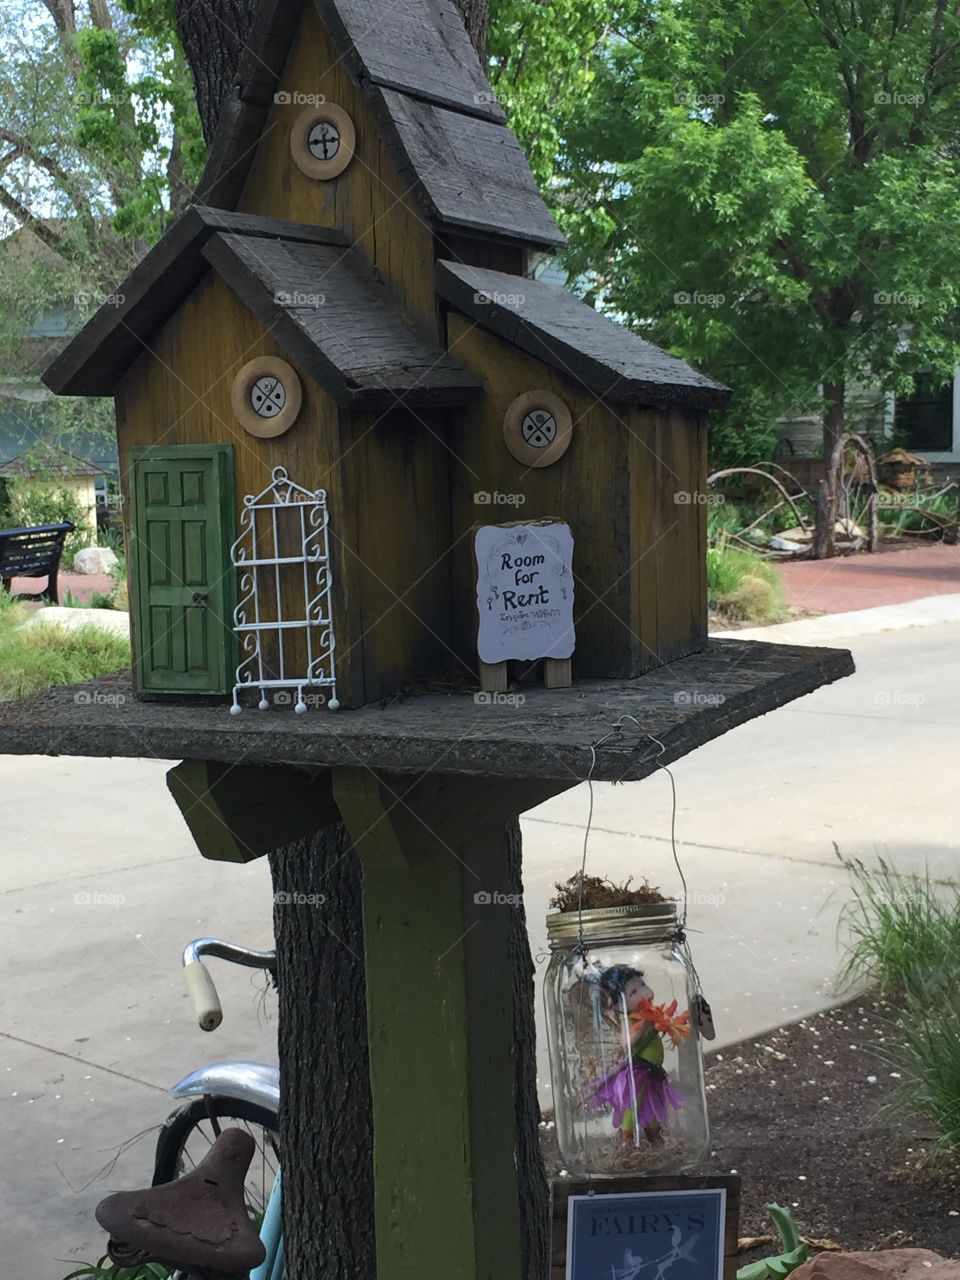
top-left (231, 357), bottom-right (302, 438)
top-left (503, 390), bottom-right (573, 467)
top-left (290, 104), bottom-right (356, 180)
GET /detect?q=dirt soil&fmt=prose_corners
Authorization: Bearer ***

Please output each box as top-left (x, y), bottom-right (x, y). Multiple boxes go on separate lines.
top-left (542, 997), bottom-right (960, 1257)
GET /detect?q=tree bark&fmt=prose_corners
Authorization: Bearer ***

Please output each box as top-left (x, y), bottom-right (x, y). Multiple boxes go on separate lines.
top-left (453, 0), bottom-right (489, 59)
top-left (174, 0), bottom-right (263, 141)
top-left (508, 818), bottom-right (549, 1280)
top-left (822, 379), bottom-right (846, 462)
top-left (270, 827), bottom-right (376, 1279)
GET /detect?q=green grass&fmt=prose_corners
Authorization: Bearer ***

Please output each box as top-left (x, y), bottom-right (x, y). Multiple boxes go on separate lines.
top-left (0, 594), bottom-right (130, 702)
top-left (706, 539), bottom-right (788, 624)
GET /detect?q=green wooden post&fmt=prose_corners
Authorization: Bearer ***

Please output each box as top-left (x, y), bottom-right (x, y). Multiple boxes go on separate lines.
top-left (333, 768), bottom-right (568, 1280)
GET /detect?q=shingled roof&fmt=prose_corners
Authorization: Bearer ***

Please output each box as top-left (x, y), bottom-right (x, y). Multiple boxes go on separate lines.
top-left (43, 206), bottom-right (481, 408)
top-left (198, 0), bottom-right (564, 251)
top-left (436, 261), bottom-right (732, 410)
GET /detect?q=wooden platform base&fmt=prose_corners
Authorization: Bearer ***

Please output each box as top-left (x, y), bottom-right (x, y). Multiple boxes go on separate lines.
top-left (0, 639), bottom-right (853, 782)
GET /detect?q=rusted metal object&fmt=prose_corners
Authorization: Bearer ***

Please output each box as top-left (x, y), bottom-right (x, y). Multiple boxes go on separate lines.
top-left (95, 1128), bottom-right (266, 1276)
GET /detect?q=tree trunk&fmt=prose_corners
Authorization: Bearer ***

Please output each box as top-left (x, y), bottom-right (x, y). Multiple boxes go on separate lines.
top-left (822, 379), bottom-right (845, 461)
top-left (453, 0), bottom-right (489, 59)
top-left (508, 818), bottom-right (550, 1280)
top-left (174, 0), bottom-right (262, 141)
top-left (269, 827), bottom-right (376, 1279)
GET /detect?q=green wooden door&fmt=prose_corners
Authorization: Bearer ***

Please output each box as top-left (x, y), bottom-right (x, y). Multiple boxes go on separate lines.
top-left (130, 445), bottom-right (235, 696)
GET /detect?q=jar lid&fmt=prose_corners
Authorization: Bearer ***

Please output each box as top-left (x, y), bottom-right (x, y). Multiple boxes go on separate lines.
top-left (546, 901), bottom-right (679, 947)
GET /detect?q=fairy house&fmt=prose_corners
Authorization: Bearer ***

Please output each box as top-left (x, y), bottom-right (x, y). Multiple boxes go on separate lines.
top-left (42, 0), bottom-right (730, 712)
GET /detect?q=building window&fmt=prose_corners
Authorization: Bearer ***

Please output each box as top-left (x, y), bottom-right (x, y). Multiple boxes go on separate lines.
top-left (893, 372), bottom-right (954, 452)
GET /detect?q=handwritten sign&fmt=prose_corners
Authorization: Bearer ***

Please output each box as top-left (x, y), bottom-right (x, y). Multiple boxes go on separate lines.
top-left (475, 521), bottom-right (574, 664)
top-left (564, 1186), bottom-right (728, 1280)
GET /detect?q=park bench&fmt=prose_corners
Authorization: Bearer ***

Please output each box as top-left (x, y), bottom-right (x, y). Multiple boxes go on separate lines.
top-left (0, 521), bottom-right (74, 604)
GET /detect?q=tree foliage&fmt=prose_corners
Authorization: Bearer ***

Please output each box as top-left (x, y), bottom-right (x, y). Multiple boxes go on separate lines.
top-left (0, 0), bottom-right (202, 448)
top-left (552, 0), bottom-right (960, 465)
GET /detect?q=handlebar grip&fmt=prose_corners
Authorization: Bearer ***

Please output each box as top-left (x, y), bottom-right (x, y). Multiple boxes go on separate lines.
top-left (183, 960), bottom-right (223, 1032)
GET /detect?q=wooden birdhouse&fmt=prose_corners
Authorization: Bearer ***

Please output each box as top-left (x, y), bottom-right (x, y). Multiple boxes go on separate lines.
top-left (43, 0), bottom-right (730, 712)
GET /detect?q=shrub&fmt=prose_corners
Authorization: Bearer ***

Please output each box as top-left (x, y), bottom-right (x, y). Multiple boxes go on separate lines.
top-left (707, 541), bottom-right (787, 624)
top-left (1, 479), bottom-right (92, 558)
top-left (0, 609), bottom-right (130, 702)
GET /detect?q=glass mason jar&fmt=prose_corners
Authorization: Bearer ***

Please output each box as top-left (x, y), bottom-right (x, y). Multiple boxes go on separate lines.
top-left (544, 901), bottom-right (709, 1176)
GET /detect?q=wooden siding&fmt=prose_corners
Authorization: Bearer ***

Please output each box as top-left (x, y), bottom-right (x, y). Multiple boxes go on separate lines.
top-left (237, 4), bottom-right (437, 331)
top-left (115, 271), bottom-right (455, 707)
top-left (447, 315), bottom-right (707, 678)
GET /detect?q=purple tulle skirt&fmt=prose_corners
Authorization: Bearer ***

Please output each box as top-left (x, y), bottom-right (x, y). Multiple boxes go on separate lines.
top-left (586, 1061), bottom-right (683, 1129)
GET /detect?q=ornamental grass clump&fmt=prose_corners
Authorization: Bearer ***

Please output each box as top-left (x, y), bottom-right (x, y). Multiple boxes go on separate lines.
top-left (0, 604), bottom-right (130, 701)
top-left (839, 850), bottom-right (960, 1153)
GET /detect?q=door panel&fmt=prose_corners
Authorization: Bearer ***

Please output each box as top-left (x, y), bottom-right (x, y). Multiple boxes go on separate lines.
top-left (130, 446), bottom-right (235, 695)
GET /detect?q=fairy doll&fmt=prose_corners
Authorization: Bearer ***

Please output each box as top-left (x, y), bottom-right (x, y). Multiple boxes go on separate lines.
top-left (584, 964), bottom-right (691, 1147)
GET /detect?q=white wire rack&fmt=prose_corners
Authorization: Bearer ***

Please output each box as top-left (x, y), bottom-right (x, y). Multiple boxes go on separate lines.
top-left (229, 467), bottom-right (339, 714)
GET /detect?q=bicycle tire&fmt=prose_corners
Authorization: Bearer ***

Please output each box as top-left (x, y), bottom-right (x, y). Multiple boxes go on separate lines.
top-left (153, 1096), bottom-right (280, 1196)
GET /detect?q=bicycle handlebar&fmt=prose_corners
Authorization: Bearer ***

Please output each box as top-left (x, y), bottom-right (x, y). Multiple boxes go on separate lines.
top-left (180, 938), bottom-right (278, 1033)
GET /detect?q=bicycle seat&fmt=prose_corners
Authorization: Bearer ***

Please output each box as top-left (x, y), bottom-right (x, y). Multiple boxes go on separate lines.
top-left (95, 1128), bottom-right (266, 1275)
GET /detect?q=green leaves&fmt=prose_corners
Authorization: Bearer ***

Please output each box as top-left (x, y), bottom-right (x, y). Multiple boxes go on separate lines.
top-left (532, 0), bottom-right (960, 466)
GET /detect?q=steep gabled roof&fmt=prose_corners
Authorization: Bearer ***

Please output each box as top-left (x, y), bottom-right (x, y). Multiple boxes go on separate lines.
top-left (42, 207), bottom-right (481, 409)
top-left (198, 0), bottom-right (564, 251)
top-left (315, 0), bottom-right (505, 122)
top-left (436, 262), bottom-right (732, 411)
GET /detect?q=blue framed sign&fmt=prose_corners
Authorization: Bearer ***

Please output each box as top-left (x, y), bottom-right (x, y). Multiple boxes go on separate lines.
top-left (552, 1178), bottom-right (739, 1280)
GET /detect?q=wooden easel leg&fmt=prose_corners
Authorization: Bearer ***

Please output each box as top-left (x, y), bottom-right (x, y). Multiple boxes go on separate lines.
top-left (333, 769), bottom-right (570, 1280)
top-left (479, 659), bottom-right (509, 692)
top-left (543, 657), bottom-right (572, 689)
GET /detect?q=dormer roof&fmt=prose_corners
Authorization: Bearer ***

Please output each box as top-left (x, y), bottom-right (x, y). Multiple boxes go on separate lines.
top-left (436, 261), bottom-right (732, 410)
top-left (42, 207), bottom-right (481, 408)
top-left (199, 0), bottom-right (564, 251)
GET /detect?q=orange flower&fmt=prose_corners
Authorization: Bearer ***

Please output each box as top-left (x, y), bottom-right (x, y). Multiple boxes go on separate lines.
top-left (632, 997), bottom-right (692, 1047)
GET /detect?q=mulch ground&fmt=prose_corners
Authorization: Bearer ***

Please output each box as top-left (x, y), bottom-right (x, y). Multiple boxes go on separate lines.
top-left (707, 997), bottom-right (960, 1256)
top-left (542, 996), bottom-right (960, 1257)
